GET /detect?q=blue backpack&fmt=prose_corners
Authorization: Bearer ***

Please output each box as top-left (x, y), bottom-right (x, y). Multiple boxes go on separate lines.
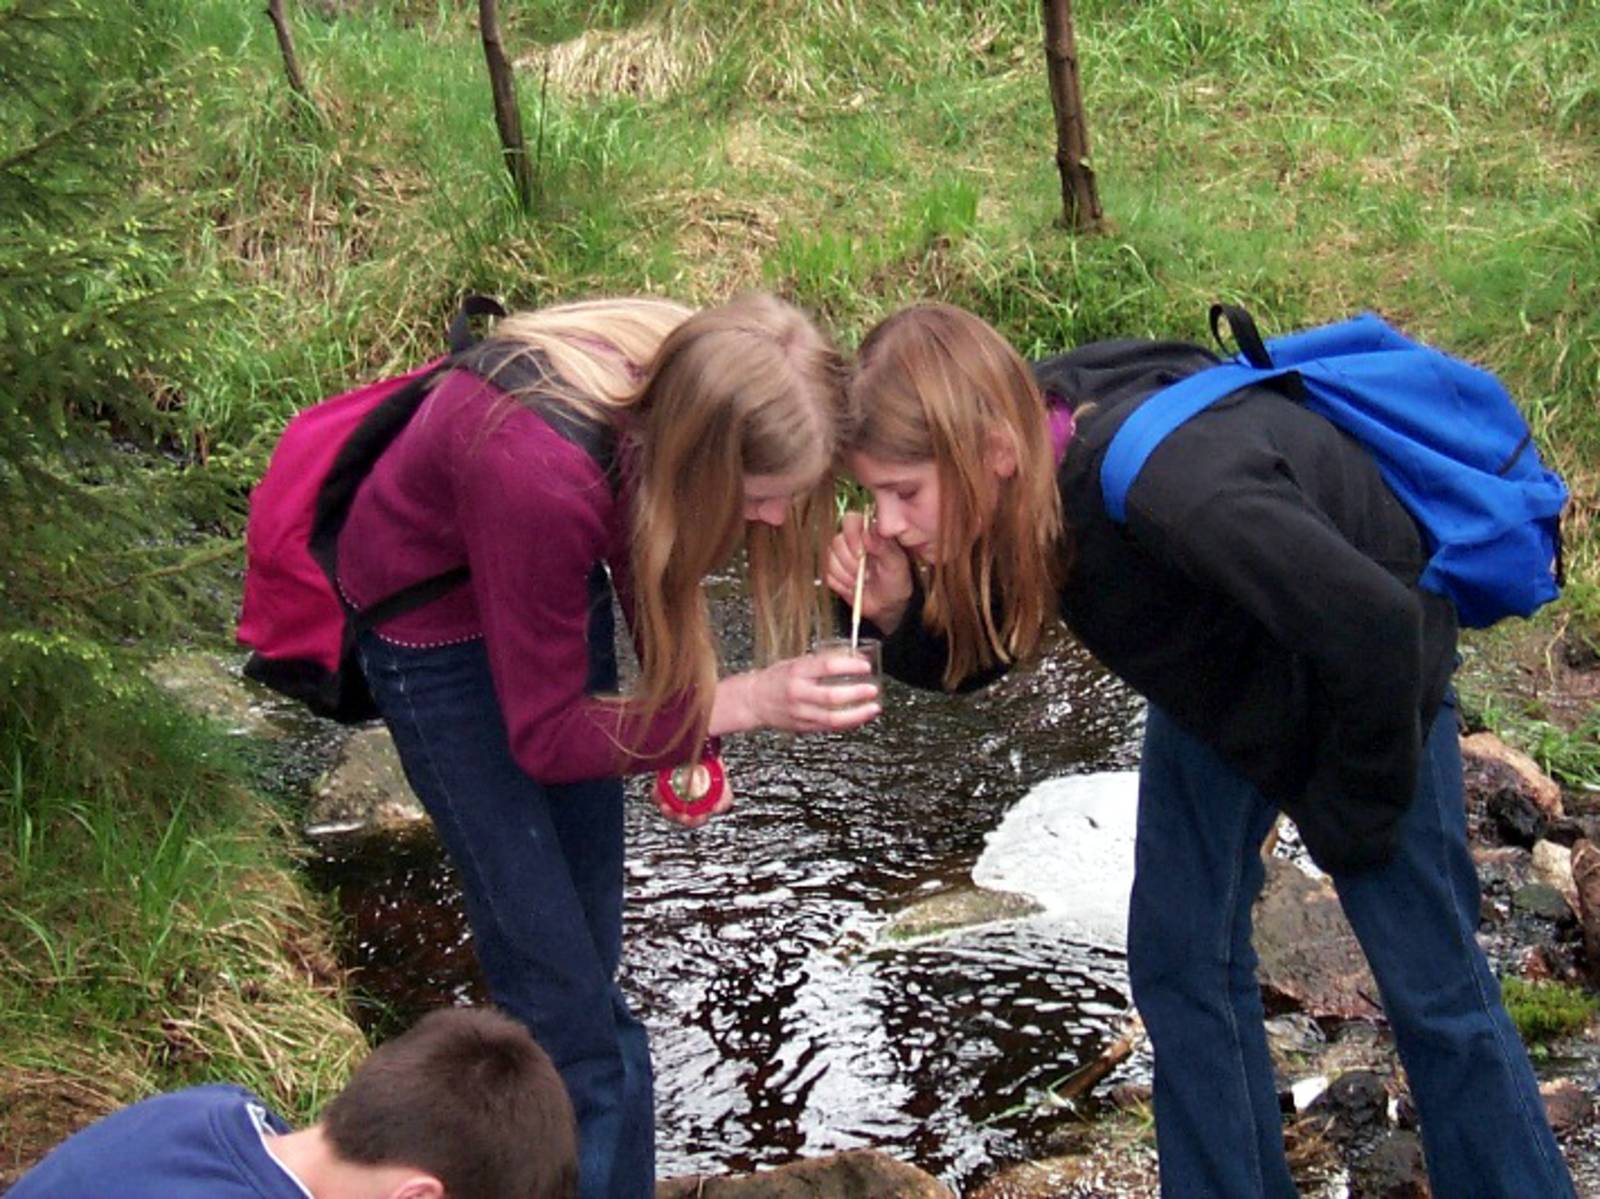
top-left (1100, 303), bottom-right (1567, 628)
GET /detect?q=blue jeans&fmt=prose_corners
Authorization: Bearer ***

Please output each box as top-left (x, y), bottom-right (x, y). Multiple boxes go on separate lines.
top-left (1129, 700), bottom-right (1573, 1199)
top-left (357, 569), bottom-right (654, 1199)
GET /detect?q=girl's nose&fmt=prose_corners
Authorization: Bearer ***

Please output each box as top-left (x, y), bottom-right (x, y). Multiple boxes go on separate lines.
top-left (750, 497), bottom-right (788, 527)
top-left (874, 499), bottom-right (904, 540)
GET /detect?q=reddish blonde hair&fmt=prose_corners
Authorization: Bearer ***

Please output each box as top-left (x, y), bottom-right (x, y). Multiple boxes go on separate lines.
top-left (848, 303), bottom-right (1065, 687)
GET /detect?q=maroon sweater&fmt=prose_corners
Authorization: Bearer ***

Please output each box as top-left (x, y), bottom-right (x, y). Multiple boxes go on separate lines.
top-left (337, 368), bottom-right (696, 783)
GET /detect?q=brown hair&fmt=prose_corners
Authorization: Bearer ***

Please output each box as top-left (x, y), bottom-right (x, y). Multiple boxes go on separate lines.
top-left (322, 1007), bottom-right (577, 1199)
top-left (847, 303), bottom-right (1065, 688)
top-left (628, 292), bottom-right (844, 752)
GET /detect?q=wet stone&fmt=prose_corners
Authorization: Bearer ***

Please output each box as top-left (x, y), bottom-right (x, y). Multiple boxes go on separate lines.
top-left (306, 725), bottom-right (428, 835)
top-left (1349, 1129), bottom-right (1428, 1199)
top-left (146, 651), bottom-right (282, 738)
top-left (656, 1148), bottom-right (953, 1198)
top-left (1513, 881), bottom-right (1574, 922)
top-left (877, 886), bottom-right (1043, 944)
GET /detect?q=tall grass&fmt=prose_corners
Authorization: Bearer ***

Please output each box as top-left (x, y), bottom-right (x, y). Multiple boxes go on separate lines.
top-left (0, 633), bottom-right (364, 1139)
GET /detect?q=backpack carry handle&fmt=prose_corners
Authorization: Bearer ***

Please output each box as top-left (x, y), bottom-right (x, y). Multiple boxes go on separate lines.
top-left (1210, 303), bottom-right (1273, 369)
top-left (448, 294), bottom-right (508, 354)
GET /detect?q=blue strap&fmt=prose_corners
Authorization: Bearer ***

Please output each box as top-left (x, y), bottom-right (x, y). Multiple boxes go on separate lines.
top-left (1100, 361), bottom-right (1297, 521)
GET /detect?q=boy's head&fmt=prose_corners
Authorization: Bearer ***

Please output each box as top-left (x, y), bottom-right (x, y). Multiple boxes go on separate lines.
top-left (322, 1007), bottom-right (576, 1199)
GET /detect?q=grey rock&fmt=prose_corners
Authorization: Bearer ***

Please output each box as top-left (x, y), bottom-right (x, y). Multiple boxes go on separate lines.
top-left (1350, 1129), bottom-right (1429, 1198)
top-left (878, 886), bottom-right (1042, 944)
top-left (1512, 881), bottom-right (1573, 922)
top-left (146, 652), bottom-right (281, 738)
top-left (305, 725), bottom-right (427, 834)
top-left (1308, 1070), bottom-right (1391, 1144)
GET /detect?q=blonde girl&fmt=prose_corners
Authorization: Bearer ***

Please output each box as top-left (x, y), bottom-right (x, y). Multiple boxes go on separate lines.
top-left (339, 292), bottom-right (878, 1199)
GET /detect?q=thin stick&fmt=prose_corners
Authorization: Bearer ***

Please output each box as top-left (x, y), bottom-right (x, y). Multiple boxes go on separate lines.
top-left (849, 502), bottom-right (872, 651)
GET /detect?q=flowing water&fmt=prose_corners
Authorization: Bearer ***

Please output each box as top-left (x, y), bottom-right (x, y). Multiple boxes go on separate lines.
top-left (306, 600), bottom-right (1148, 1193)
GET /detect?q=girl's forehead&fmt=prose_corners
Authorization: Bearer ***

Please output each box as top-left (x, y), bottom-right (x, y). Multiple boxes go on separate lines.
top-left (846, 451), bottom-right (935, 487)
top-left (743, 466), bottom-right (818, 499)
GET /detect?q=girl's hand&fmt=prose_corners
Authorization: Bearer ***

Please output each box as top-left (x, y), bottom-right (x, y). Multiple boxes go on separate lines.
top-left (712, 652), bottom-right (880, 736)
top-left (826, 511), bottom-right (914, 636)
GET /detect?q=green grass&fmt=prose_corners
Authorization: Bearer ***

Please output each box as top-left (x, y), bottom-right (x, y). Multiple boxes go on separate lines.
top-left (154, 1), bottom-right (1600, 584)
top-left (0, 631), bottom-right (363, 1137)
top-left (1502, 978), bottom-right (1600, 1051)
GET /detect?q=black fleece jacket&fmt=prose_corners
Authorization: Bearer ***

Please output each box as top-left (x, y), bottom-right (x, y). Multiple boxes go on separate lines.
top-left (869, 338), bottom-right (1458, 874)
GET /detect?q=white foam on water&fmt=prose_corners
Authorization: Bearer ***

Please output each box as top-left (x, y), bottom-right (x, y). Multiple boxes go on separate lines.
top-left (972, 771), bottom-right (1140, 951)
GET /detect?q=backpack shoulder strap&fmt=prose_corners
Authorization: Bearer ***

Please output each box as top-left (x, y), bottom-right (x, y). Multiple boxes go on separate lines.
top-left (1100, 360), bottom-right (1296, 522)
top-left (451, 340), bottom-right (622, 495)
top-left (308, 295), bottom-right (506, 592)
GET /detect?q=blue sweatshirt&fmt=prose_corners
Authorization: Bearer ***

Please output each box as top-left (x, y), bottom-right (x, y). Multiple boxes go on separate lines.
top-left (9, 1084), bottom-right (309, 1199)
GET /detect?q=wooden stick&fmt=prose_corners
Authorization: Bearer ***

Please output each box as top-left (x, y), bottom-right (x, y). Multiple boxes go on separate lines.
top-left (849, 503), bottom-right (872, 650)
top-left (1054, 1010), bottom-right (1145, 1102)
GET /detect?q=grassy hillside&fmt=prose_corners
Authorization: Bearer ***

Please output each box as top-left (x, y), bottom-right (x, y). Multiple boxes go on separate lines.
top-left (164, 0), bottom-right (1599, 606)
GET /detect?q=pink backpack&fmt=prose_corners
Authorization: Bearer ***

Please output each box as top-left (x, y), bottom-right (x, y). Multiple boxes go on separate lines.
top-left (237, 298), bottom-right (502, 722)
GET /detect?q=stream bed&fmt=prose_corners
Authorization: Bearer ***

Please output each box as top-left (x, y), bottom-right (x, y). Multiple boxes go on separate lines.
top-left (306, 626), bottom-right (1147, 1193)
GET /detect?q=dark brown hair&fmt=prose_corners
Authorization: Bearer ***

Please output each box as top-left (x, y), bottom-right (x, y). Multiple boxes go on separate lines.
top-left (322, 1006), bottom-right (577, 1199)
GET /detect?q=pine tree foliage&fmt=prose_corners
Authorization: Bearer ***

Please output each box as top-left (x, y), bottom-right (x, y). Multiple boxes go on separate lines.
top-left (0, 0), bottom-right (234, 651)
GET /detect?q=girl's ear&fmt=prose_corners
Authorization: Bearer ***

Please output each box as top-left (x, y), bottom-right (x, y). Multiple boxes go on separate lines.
top-left (984, 427), bottom-right (1019, 480)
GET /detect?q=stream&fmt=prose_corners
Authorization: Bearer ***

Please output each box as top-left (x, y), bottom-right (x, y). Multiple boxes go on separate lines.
top-left (305, 609), bottom-right (1148, 1193)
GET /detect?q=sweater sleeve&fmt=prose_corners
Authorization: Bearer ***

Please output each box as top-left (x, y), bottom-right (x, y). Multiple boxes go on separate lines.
top-left (1129, 455), bottom-right (1424, 819)
top-left (451, 409), bottom-right (697, 783)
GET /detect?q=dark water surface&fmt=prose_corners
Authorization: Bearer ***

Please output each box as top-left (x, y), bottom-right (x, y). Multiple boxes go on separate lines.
top-left (308, 614), bottom-right (1147, 1193)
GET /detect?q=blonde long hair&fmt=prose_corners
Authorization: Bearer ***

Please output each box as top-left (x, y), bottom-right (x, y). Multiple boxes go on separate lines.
top-left (629, 293), bottom-right (843, 751)
top-left (481, 292), bottom-right (842, 758)
top-left (482, 296), bottom-right (695, 417)
top-left (848, 303), bottom-right (1065, 688)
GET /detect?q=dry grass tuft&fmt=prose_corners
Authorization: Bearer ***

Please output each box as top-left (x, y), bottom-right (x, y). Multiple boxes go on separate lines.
top-left (525, 19), bottom-right (714, 102)
top-left (642, 186), bottom-right (782, 297)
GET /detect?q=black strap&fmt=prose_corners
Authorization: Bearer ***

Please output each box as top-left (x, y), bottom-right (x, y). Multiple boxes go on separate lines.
top-left (448, 294), bottom-right (507, 353)
top-left (347, 565), bottom-right (472, 633)
top-left (454, 340), bottom-right (622, 496)
top-left (1210, 303), bottom-right (1274, 369)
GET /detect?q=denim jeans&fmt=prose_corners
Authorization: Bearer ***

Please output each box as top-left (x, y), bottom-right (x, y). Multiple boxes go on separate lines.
top-left (357, 568), bottom-right (654, 1199)
top-left (1129, 700), bottom-right (1574, 1199)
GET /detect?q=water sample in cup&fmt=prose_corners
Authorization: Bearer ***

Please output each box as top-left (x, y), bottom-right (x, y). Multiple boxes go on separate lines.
top-left (813, 636), bottom-right (883, 695)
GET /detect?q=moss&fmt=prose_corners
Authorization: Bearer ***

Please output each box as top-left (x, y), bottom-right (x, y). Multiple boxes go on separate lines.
top-left (1502, 978), bottom-right (1599, 1048)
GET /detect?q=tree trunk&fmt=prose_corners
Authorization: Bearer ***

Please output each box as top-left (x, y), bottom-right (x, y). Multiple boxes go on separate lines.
top-left (478, 0), bottom-right (535, 211)
top-left (1041, 0), bottom-right (1102, 231)
top-left (265, 0), bottom-right (318, 116)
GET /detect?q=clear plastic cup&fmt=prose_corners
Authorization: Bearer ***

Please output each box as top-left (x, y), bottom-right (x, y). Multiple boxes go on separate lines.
top-left (812, 636), bottom-right (883, 697)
